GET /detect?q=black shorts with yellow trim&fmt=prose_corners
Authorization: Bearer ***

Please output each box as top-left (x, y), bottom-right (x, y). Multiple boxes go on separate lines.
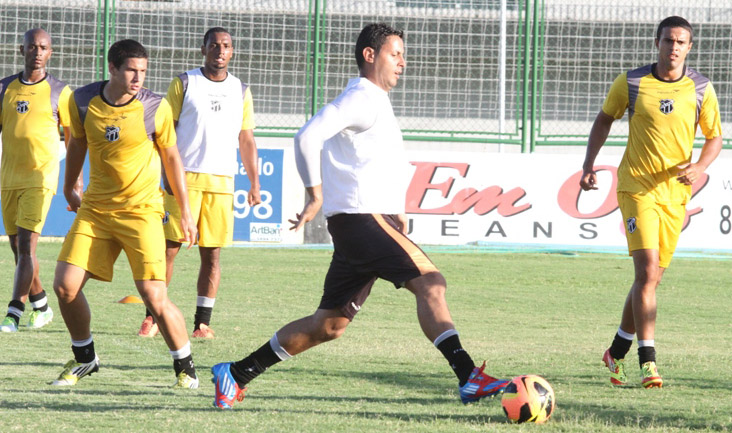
top-left (321, 213), bottom-right (439, 320)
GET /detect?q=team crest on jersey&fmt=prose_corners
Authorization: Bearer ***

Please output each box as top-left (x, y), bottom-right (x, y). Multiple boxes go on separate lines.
top-left (162, 211), bottom-right (170, 225)
top-left (105, 125), bottom-right (121, 142)
top-left (626, 217), bottom-right (637, 234)
top-left (659, 99), bottom-right (674, 114)
top-left (210, 100), bottom-right (221, 112)
top-left (16, 101), bottom-right (29, 113)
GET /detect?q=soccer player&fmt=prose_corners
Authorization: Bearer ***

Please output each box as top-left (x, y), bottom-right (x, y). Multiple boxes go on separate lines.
top-left (580, 16), bottom-right (722, 388)
top-left (51, 39), bottom-right (199, 388)
top-left (0, 29), bottom-right (76, 333)
top-left (209, 23), bottom-right (508, 409)
top-left (136, 27), bottom-right (261, 339)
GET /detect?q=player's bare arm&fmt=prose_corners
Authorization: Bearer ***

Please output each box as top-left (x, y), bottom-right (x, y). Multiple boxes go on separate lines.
top-left (238, 128), bottom-right (261, 206)
top-left (580, 111), bottom-right (615, 191)
top-left (63, 134), bottom-right (88, 212)
top-left (676, 135), bottom-right (723, 185)
top-left (288, 184), bottom-right (322, 232)
top-left (62, 125), bottom-right (84, 202)
top-left (159, 144), bottom-right (198, 248)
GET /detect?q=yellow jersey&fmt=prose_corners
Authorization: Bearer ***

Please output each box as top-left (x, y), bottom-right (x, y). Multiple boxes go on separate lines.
top-left (68, 82), bottom-right (176, 211)
top-left (602, 64), bottom-right (722, 204)
top-left (0, 72), bottom-right (71, 191)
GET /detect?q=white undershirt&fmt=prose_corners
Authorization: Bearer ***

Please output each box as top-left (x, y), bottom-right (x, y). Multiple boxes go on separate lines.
top-left (294, 77), bottom-right (409, 217)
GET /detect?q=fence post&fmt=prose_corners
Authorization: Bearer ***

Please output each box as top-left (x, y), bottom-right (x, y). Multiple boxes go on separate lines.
top-left (529, 0), bottom-right (541, 152)
top-left (520, 0), bottom-right (532, 153)
top-left (303, 0), bottom-right (330, 244)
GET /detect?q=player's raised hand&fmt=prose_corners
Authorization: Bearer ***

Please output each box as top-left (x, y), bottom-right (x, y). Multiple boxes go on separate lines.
top-left (579, 170), bottom-right (598, 191)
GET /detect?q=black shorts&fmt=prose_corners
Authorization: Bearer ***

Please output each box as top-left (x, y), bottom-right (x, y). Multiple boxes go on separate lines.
top-left (320, 213), bottom-right (439, 320)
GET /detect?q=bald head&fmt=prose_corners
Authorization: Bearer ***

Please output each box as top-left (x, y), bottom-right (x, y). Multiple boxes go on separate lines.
top-left (20, 28), bottom-right (53, 81)
top-left (24, 28), bottom-right (52, 46)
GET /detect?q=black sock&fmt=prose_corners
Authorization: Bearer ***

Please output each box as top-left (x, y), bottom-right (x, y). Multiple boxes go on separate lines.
top-left (29, 291), bottom-right (48, 312)
top-left (609, 333), bottom-right (633, 360)
top-left (230, 341), bottom-right (282, 387)
top-left (638, 346), bottom-right (656, 366)
top-left (72, 341), bottom-right (96, 364)
top-left (436, 334), bottom-right (475, 386)
top-left (145, 309), bottom-right (155, 323)
top-left (194, 306), bottom-right (213, 330)
top-left (6, 300), bottom-right (25, 325)
top-left (173, 355), bottom-right (197, 379)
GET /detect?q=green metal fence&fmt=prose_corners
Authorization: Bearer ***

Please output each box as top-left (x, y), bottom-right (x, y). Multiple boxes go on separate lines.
top-left (1, 0), bottom-right (729, 150)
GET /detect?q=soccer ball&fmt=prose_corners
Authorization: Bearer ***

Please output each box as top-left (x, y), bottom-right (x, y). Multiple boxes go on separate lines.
top-left (501, 375), bottom-right (555, 424)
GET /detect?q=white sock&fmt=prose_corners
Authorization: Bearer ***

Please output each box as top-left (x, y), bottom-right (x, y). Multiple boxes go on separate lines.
top-left (617, 327), bottom-right (635, 341)
top-left (30, 296), bottom-right (48, 309)
top-left (433, 329), bottom-right (459, 347)
top-left (72, 335), bottom-right (94, 347)
top-left (170, 341), bottom-right (192, 360)
top-left (269, 333), bottom-right (292, 361)
top-left (638, 339), bottom-right (655, 348)
top-left (196, 296), bottom-right (215, 308)
top-left (7, 306), bottom-right (23, 318)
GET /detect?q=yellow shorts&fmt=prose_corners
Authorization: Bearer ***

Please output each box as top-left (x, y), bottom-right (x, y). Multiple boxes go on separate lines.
top-left (617, 192), bottom-right (685, 268)
top-left (1, 187), bottom-right (54, 235)
top-left (57, 206), bottom-right (166, 282)
top-left (163, 190), bottom-right (233, 247)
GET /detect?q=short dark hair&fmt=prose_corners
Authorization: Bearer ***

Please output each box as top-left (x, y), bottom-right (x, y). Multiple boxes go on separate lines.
top-left (107, 39), bottom-right (148, 69)
top-left (203, 27), bottom-right (230, 46)
top-left (656, 16), bottom-right (693, 43)
top-left (355, 23), bottom-right (404, 70)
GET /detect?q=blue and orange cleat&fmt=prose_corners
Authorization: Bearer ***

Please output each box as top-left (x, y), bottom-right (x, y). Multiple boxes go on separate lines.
top-left (211, 362), bottom-right (246, 409)
top-left (459, 361), bottom-right (509, 404)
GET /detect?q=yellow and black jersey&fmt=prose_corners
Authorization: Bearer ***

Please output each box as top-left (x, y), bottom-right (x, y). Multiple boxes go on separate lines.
top-left (69, 81), bottom-right (176, 211)
top-left (603, 64), bottom-right (722, 204)
top-left (0, 72), bottom-right (71, 191)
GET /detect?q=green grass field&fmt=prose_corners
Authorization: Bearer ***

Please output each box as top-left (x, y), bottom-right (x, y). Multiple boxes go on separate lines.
top-left (1, 243), bottom-right (731, 432)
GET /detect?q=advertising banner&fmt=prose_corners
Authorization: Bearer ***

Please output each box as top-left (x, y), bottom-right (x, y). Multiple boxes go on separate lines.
top-left (405, 151), bottom-right (732, 251)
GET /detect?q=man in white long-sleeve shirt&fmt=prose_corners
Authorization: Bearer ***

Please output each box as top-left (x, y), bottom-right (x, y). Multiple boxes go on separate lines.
top-left (209, 23), bottom-right (508, 410)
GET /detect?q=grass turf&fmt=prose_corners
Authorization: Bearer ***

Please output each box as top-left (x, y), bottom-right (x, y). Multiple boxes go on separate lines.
top-left (0, 243), bottom-right (731, 432)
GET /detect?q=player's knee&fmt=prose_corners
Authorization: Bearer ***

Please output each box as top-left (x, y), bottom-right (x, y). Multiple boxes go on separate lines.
top-left (320, 325), bottom-right (346, 342)
top-left (316, 319), bottom-right (348, 342)
top-left (409, 271), bottom-right (447, 299)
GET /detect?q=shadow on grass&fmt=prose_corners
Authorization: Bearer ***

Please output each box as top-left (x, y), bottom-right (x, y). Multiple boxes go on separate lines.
top-left (557, 399), bottom-right (731, 431)
top-left (0, 361), bottom-right (173, 372)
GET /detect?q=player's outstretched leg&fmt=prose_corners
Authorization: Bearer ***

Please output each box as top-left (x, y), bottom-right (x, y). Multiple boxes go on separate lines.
top-left (407, 272), bottom-right (508, 403)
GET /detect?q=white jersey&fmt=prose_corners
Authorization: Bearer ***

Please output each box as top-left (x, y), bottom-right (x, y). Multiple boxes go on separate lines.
top-left (294, 77), bottom-right (409, 217)
top-left (174, 68), bottom-right (246, 177)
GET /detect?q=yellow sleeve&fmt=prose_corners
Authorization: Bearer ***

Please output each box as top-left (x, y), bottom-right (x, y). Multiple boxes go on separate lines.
top-left (155, 98), bottom-right (177, 149)
top-left (67, 91), bottom-right (86, 139)
top-left (601, 72), bottom-right (629, 120)
top-left (241, 86), bottom-right (256, 131)
top-left (57, 85), bottom-right (72, 127)
top-left (699, 83), bottom-right (722, 139)
top-left (165, 77), bottom-right (184, 122)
